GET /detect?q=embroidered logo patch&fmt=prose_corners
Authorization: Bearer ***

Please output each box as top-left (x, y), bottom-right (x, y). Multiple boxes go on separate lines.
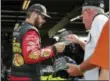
top-left (28, 52), bottom-right (40, 59)
top-left (13, 54), bottom-right (24, 67)
top-left (42, 51), bottom-right (50, 57)
top-left (41, 49), bottom-right (51, 57)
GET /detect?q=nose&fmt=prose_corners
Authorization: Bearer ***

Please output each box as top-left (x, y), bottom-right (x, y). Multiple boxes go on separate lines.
top-left (82, 14), bottom-right (84, 18)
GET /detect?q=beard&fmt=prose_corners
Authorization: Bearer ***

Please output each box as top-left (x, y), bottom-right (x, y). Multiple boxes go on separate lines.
top-left (38, 24), bottom-right (43, 28)
top-left (34, 17), bottom-right (43, 28)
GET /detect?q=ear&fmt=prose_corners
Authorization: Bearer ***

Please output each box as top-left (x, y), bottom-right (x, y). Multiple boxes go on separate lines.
top-left (32, 12), bottom-right (38, 18)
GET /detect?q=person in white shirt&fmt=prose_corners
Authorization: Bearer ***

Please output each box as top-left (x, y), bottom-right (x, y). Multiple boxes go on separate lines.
top-left (65, 0), bottom-right (108, 80)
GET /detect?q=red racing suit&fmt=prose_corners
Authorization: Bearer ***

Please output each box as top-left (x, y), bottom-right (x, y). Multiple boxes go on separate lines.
top-left (9, 22), bottom-right (55, 81)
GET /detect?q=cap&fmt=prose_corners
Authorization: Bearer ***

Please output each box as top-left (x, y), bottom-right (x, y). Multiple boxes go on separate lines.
top-left (28, 4), bottom-right (51, 18)
top-left (83, 0), bottom-right (104, 9)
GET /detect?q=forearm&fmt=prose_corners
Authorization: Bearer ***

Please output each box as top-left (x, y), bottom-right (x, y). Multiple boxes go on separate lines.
top-left (79, 58), bottom-right (97, 73)
top-left (78, 39), bottom-right (86, 50)
top-left (23, 46), bottom-right (54, 64)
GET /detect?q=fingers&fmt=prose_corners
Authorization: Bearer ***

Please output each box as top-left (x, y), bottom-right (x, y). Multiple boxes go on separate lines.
top-left (54, 42), bottom-right (66, 53)
top-left (66, 63), bottom-right (84, 76)
top-left (66, 63), bottom-right (72, 75)
top-left (66, 68), bottom-right (71, 74)
top-left (65, 34), bottom-right (73, 39)
top-left (66, 63), bottom-right (72, 67)
top-left (56, 48), bottom-right (64, 53)
top-left (65, 34), bottom-right (79, 44)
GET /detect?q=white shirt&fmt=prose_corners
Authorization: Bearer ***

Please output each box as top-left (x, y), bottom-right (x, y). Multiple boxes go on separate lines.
top-left (84, 14), bottom-right (108, 80)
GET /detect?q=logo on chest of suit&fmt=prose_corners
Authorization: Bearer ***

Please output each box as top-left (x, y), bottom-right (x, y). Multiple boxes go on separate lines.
top-left (12, 38), bottom-right (22, 53)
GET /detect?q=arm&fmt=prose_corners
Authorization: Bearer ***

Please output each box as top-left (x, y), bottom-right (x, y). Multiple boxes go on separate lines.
top-left (66, 34), bottom-right (86, 50)
top-left (77, 39), bottom-right (86, 50)
top-left (22, 30), bottom-right (54, 64)
top-left (79, 58), bottom-right (97, 72)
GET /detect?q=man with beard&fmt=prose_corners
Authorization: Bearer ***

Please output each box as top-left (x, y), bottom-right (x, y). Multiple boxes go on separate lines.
top-left (9, 4), bottom-right (65, 81)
